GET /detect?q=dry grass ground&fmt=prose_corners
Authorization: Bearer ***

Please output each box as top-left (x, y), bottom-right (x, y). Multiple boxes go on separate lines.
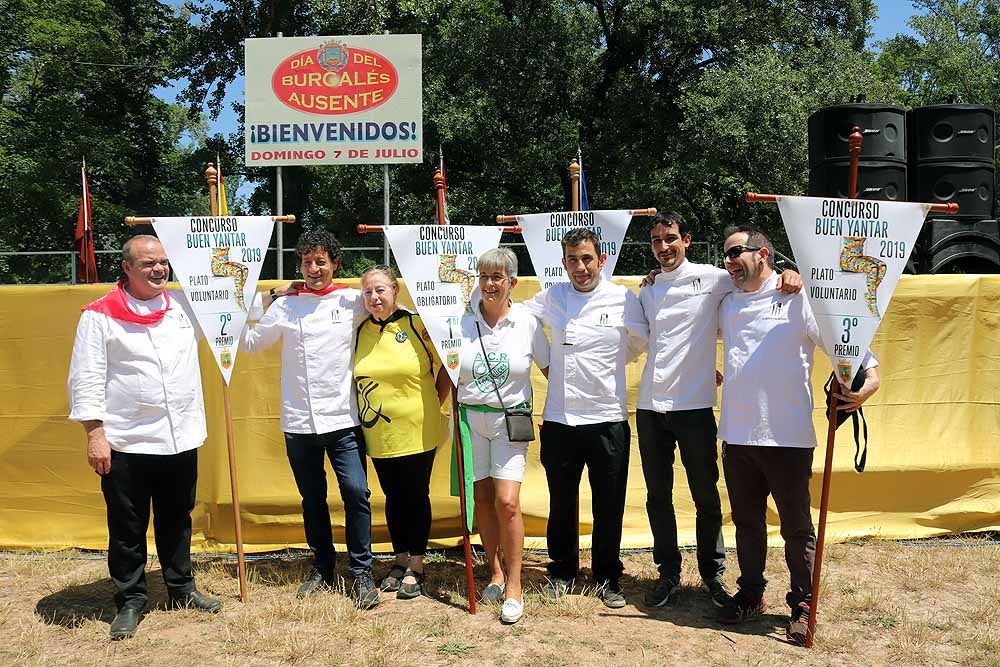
top-left (1, 538), bottom-right (998, 667)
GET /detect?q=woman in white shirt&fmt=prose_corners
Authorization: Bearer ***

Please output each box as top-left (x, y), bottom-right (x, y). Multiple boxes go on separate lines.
top-left (457, 248), bottom-right (549, 624)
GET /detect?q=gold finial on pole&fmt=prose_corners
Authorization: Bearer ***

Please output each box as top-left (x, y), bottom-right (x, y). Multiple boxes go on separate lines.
top-left (206, 163), bottom-right (219, 217)
top-left (569, 159), bottom-right (581, 212)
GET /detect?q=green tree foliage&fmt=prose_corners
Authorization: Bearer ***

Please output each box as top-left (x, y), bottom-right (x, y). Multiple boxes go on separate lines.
top-left (877, 0), bottom-right (1000, 108)
top-left (0, 0), bottom-right (219, 283)
top-left (175, 0), bottom-right (894, 276)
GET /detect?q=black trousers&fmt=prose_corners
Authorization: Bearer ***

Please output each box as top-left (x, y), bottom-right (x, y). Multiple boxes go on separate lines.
top-left (636, 408), bottom-right (725, 582)
top-left (101, 448), bottom-right (198, 611)
top-left (721, 443), bottom-right (816, 609)
top-left (539, 419), bottom-right (630, 584)
top-left (371, 448), bottom-right (436, 557)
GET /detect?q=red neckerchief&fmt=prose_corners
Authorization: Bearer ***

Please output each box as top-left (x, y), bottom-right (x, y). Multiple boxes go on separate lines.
top-left (292, 282), bottom-right (349, 296)
top-left (81, 280), bottom-right (171, 325)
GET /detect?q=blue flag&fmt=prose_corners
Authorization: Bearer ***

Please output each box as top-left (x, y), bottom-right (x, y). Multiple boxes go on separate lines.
top-left (579, 156), bottom-right (590, 211)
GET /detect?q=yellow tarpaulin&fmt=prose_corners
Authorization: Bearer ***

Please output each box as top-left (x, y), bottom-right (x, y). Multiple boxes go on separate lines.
top-left (1, 275), bottom-right (997, 553)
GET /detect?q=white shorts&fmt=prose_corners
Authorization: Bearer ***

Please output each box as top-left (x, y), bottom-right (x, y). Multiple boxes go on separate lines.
top-left (463, 408), bottom-right (529, 483)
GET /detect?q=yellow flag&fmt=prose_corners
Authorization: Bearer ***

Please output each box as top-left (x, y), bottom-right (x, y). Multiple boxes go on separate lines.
top-left (217, 155), bottom-right (229, 216)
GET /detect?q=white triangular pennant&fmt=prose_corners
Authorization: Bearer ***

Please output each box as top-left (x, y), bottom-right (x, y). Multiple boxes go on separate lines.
top-left (152, 216), bottom-right (276, 385)
top-left (384, 225), bottom-right (503, 385)
top-left (776, 196), bottom-right (930, 385)
top-left (517, 210), bottom-right (633, 289)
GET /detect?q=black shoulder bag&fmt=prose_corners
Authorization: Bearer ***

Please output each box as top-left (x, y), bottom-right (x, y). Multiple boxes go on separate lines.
top-left (475, 321), bottom-right (535, 442)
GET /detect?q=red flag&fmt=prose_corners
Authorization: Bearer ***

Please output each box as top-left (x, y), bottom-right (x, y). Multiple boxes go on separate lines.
top-left (74, 160), bottom-right (98, 283)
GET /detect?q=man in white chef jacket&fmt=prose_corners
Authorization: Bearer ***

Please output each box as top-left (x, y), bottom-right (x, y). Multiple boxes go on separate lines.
top-left (242, 229), bottom-right (378, 609)
top-left (521, 227), bottom-right (647, 609)
top-left (635, 211), bottom-right (801, 609)
top-left (68, 235), bottom-right (220, 641)
top-left (716, 225), bottom-right (879, 645)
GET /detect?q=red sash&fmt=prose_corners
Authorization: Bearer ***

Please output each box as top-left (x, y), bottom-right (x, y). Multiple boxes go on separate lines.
top-left (292, 282), bottom-right (349, 296)
top-left (81, 281), bottom-right (171, 325)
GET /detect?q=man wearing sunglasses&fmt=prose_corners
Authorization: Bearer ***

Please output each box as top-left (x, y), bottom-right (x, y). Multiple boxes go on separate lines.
top-left (635, 213), bottom-right (802, 610)
top-left (716, 226), bottom-right (879, 644)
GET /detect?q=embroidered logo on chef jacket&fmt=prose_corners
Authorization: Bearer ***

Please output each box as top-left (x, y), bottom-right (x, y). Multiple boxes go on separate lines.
top-left (395, 330), bottom-right (408, 343)
top-left (764, 298), bottom-right (790, 321)
top-left (331, 308), bottom-right (342, 324)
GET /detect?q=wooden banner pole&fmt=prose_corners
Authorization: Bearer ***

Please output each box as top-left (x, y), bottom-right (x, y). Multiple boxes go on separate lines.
top-left (804, 125), bottom-right (862, 647)
top-left (205, 163), bottom-right (250, 604)
top-left (433, 167), bottom-right (478, 615)
top-left (570, 159), bottom-right (580, 212)
top-left (494, 208), bottom-right (658, 224)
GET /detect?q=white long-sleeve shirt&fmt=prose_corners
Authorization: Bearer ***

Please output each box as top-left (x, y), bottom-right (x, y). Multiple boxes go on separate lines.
top-left (67, 290), bottom-right (207, 455)
top-left (718, 273), bottom-right (877, 448)
top-left (242, 288), bottom-right (366, 434)
top-left (637, 260), bottom-right (733, 412)
top-left (522, 279), bottom-right (648, 426)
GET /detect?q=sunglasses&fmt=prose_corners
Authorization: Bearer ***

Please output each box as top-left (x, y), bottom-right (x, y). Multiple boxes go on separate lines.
top-left (724, 245), bottom-right (761, 260)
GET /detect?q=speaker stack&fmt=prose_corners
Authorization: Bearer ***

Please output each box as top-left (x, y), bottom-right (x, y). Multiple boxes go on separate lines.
top-left (808, 104), bottom-right (908, 201)
top-left (807, 102), bottom-right (998, 274)
top-left (908, 104), bottom-right (998, 273)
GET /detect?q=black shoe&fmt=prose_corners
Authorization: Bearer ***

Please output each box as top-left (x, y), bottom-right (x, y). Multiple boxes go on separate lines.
top-left (718, 588), bottom-right (766, 625)
top-left (541, 577), bottom-right (572, 601)
top-left (599, 580), bottom-right (627, 609)
top-left (396, 569), bottom-right (425, 600)
top-left (379, 564), bottom-right (407, 593)
top-left (702, 578), bottom-right (733, 608)
top-left (297, 567), bottom-right (334, 598)
top-left (351, 572), bottom-right (380, 609)
top-left (169, 589), bottom-right (222, 613)
top-left (786, 601), bottom-right (811, 645)
top-left (109, 607), bottom-right (141, 640)
top-left (644, 575), bottom-right (680, 608)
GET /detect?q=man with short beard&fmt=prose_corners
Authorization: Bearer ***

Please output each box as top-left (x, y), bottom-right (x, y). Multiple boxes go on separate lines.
top-left (68, 235), bottom-right (221, 641)
top-left (521, 227), bottom-right (647, 608)
top-left (635, 212), bottom-right (801, 609)
top-left (716, 226), bottom-right (879, 645)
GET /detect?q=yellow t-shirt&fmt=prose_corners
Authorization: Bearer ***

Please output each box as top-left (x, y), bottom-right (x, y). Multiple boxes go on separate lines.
top-left (354, 311), bottom-right (444, 459)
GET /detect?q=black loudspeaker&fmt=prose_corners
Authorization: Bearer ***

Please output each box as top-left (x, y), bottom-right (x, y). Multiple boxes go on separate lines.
top-left (808, 104), bottom-right (907, 166)
top-left (916, 218), bottom-right (1000, 273)
top-left (907, 104), bottom-right (995, 162)
top-left (910, 162), bottom-right (995, 219)
top-left (808, 160), bottom-right (907, 201)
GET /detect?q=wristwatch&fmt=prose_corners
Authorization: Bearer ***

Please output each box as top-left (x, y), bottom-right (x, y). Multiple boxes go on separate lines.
top-left (269, 287), bottom-right (280, 299)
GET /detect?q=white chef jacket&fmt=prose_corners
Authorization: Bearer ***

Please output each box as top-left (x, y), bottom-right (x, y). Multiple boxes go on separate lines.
top-left (718, 272), bottom-right (877, 448)
top-left (637, 260), bottom-right (733, 412)
top-left (68, 289), bottom-right (207, 455)
top-left (457, 302), bottom-right (550, 408)
top-left (522, 278), bottom-right (648, 426)
top-left (242, 287), bottom-right (366, 434)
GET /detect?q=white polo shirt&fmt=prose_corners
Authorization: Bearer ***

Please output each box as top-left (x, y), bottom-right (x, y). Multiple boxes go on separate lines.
top-left (242, 287), bottom-right (366, 434)
top-left (718, 273), bottom-right (876, 448)
top-left (522, 278), bottom-right (648, 426)
top-left (457, 302), bottom-right (550, 408)
top-left (637, 260), bottom-right (733, 412)
top-left (68, 290), bottom-right (207, 455)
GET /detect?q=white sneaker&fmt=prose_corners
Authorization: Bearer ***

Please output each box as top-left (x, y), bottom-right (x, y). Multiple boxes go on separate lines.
top-left (500, 597), bottom-right (524, 624)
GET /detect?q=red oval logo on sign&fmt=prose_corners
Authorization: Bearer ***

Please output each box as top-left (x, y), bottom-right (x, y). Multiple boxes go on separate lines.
top-left (271, 40), bottom-right (399, 115)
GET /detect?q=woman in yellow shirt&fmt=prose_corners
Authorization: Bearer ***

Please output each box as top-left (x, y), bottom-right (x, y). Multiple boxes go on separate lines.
top-left (354, 265), bottom-right (450, 599)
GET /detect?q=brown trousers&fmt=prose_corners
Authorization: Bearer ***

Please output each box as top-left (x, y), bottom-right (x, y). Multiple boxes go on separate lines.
top-left (721, 443), bottom-right (816, 610)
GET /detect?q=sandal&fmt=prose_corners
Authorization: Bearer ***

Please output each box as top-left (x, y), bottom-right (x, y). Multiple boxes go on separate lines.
top-left (380, 564), bottom-right (407, 592)
top-left (396, 569), bottom-right (425, 600)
